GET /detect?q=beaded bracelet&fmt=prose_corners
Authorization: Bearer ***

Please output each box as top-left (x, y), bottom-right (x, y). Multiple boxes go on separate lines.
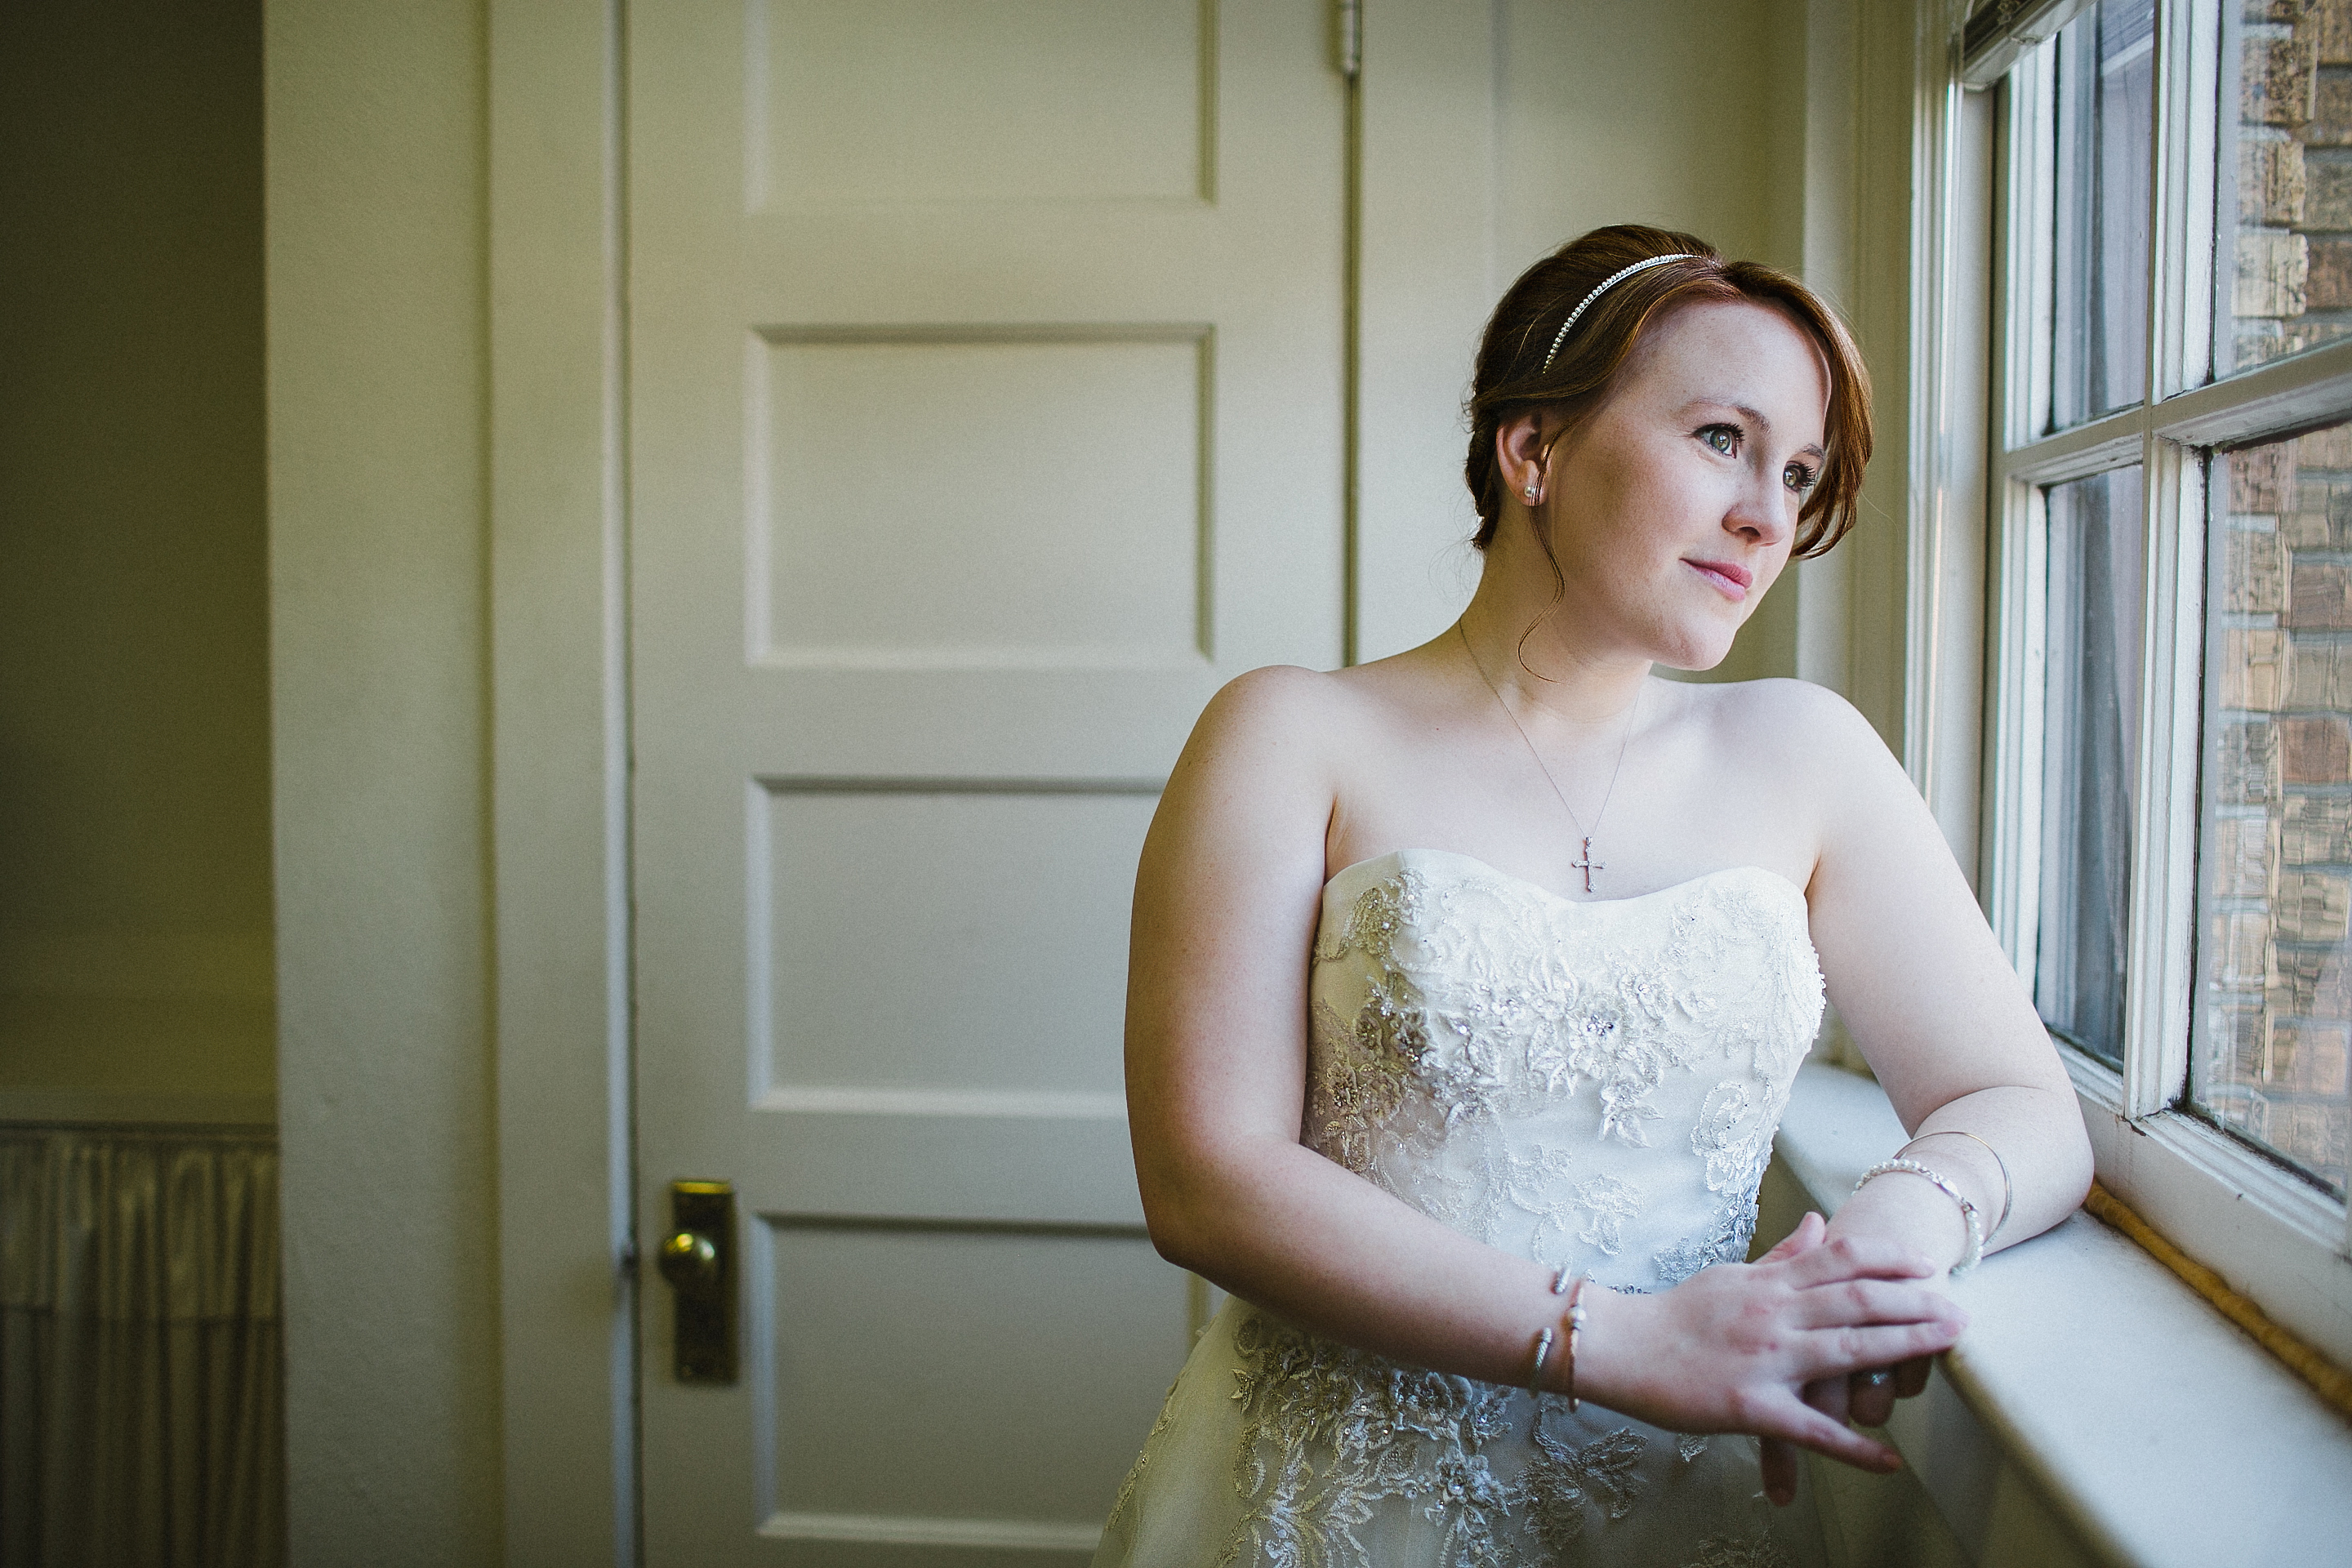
top-left (1855, 1157), bottom-right (1984, 1275)
top-left (1901, 1129), bottom-right (2013, 1241)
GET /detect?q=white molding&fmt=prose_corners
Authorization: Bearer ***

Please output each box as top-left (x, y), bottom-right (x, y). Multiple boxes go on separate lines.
top-left (2070, 1059), bottom-right (2352, 1365)
top-left (758, 1511), bottom-right (1099, 1553)
top-left (1907, 18), bottom-right (1998, 874)
top-left (1999, 409), bottom-right (2145, 478)
top-left (752, 1085), bottom-right (1129, 1120)
top-left (1962, 0), bottom-right (2100, 88)
top-left (487, 0), bottom-right (635, 1562)
top-left (2160, 0), bottom-right (2218, 394)
top-left (2123, 434), bottom-right (2196, 1117)
top-left (2154, 334), bottom-right (2352, 443)
top-left (1904, 3), bottom-right (1958, 804)
top-left (0, 1089), bottom-right (275, 1129)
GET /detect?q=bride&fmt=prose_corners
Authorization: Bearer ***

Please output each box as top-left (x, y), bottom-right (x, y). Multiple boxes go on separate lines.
top-left (1094, 226), bottom-right (2093, 1566)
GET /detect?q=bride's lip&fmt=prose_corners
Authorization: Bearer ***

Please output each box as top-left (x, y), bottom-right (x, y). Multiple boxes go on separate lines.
top-left (1684, 558), bottom-right (1753, 599)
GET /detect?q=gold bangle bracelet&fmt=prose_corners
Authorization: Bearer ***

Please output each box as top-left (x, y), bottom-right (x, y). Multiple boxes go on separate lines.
top-left (1562, 1275), bottom-right (1590, 1413)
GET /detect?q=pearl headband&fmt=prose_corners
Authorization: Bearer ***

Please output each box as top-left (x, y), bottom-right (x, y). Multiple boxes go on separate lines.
top-left (1538, 252), bottom-right (1699, 373)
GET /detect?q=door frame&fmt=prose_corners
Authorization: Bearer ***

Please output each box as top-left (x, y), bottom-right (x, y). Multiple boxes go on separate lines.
top-left (488, 1), bottom-right (637, 1563)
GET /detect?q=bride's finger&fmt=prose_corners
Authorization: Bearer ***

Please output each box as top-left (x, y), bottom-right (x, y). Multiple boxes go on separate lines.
top-left (1806, 1371), bottom-right (1851, 1428)
top-left (1755, 1393), bottom-right (1904, 1472)
top-left (1847, 1366), bottom-right (1897, 1428)
top-left (1759, 1436), bottom-right (1801, 1506)
top-left (1793, 1278), bottom-right (1967, 1330)
top-left (1754, 1209), bottom-right (1826, 1264)
top-left (1793, 1320), bottom-right (1965, 1380)
top-left (1775, 1234), bottom-right (1938, 1286)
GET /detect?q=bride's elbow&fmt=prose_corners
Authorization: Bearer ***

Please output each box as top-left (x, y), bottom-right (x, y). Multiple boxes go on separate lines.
top-left (2058, 1129), bottom-right (2096, 1210)
top-left (1134, 1151), bottom-right (1252, 1277)
top-left (1139, 1184), bottom-right (1213, 1273)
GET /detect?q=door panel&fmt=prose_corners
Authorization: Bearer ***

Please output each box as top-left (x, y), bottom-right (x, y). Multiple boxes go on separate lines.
top-left (630, 2), bottom-right (1346, 1560)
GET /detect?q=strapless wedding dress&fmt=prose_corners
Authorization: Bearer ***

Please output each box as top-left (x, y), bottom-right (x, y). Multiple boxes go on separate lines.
top-left (1095, 848), bottom-right (1829, 1568)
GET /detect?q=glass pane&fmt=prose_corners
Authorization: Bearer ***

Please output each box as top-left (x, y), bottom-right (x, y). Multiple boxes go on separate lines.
top-left (2194, 427), bottom-right (2352, 1198)
top-left (2038, 466), bottom-right (2145, 1066)
top-left (2050, 0), bottom-right (2155, 428)
top-left (2216, 2), bottom-right (2352, 380)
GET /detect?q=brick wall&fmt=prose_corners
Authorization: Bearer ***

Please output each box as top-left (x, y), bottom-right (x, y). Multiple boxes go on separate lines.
top-left (2208, 427), bottom-right (2352, 1191)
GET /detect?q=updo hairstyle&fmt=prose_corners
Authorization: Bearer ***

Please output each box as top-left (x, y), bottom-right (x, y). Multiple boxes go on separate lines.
top-left (1464, 224), bottom-right (1873, 560)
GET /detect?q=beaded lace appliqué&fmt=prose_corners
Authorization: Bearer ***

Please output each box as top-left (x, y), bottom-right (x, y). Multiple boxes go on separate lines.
top-left (1129, 857), bottom-right (1827, 1567)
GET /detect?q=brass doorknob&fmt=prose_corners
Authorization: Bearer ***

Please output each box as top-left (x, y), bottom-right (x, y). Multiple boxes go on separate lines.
top-left (654, 1179), bottom-right (737, 1383)
top-left (657, 1230), bottom-right (719, 1294)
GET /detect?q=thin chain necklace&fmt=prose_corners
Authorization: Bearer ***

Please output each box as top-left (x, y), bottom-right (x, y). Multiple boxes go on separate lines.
top-left (1457, 621), bottom-right (1641, 893)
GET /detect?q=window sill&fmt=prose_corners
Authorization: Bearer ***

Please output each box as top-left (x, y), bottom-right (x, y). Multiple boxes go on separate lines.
top-left (1770, 1062), bottom-right (2352, 1567)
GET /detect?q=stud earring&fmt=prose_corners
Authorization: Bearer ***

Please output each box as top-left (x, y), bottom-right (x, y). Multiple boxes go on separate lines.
top-left (1522, 483), bottom-right (1539, 501)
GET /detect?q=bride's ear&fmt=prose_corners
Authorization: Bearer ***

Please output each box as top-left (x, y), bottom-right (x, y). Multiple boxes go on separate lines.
top-left (1495, 414), bottom-right (1551, 503)
top-left (1495, 413), bottom-right (1552, 501)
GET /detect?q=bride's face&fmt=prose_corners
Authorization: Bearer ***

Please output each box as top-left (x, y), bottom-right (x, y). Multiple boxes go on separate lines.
top-left (1516, 298), bottom-right (1831, 671)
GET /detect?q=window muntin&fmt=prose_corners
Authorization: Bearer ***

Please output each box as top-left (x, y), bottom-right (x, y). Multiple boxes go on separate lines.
top-left (2050, 0), bottom-right (2157, 427)
top-left (2195, 426), bottom-right (2352, 1196)
top-left (2215, 1), bottom-right (2352, 382)
top-left (2037, 466), bottom-right (2145, 1067)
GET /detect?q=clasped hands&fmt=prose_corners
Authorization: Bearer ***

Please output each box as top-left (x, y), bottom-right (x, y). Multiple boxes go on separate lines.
top-left (1573, 1209), bottom-right (1959, 1507)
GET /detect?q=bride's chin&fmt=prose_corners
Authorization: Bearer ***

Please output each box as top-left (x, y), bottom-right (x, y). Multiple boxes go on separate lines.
top-left (1644, 626), bottom-right (1738, 673)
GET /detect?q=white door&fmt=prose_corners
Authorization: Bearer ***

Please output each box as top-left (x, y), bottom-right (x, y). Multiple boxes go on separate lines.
top-left (628, 3), bottom-right (1348, 1561)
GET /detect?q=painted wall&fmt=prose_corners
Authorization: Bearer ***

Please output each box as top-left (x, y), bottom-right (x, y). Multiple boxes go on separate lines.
top-left (0, 0), bottom-right (274, 1120)
top-left (258, 2), bottom-right (1922, 1561)
top-left (1493, 0), bottom-right (1815, 688)
top-left (266, 0), bottom-right (502, 1561)
top-left (1352, 0), bottom-right (1889, 700)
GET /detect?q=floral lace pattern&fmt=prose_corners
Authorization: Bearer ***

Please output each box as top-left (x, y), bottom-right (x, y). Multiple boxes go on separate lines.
top-left (1098, 851), bottom-right (1827, 1568)
top-left (1221, 1309), bottom-right (1659, 1568)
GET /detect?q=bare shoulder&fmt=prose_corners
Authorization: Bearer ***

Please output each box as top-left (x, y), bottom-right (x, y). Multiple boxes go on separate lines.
top-left (1179, 663), bottom-right (1361, 777)
top-left (1153, 664), bottom-right (1370, 858)
top-left (1686, 677), bottom-right (1900, 786)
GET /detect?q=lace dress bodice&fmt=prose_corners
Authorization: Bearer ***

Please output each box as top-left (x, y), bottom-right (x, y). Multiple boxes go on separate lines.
top-left (1095, 849), bottom-right (1829, 1568)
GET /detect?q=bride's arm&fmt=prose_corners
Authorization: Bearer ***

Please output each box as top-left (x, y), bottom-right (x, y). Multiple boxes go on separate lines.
top-left (1764, 683), bottom-right (2093, 1490)
top-left (1798, 685), bottom-right (2094, 1272)
top-left (1126, 666), bottom-right (1966, 1474)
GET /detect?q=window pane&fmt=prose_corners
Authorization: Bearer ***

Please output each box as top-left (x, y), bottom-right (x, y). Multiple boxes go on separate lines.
top-left (2051, 0), bottom-right (2155, 427)
top-left (2216, 2), bottom-right (2352, 380)
top-left (2038, 466), bottom-right (2145, 1066)
top-left (2194, 428), bottom-right (2352, 1198)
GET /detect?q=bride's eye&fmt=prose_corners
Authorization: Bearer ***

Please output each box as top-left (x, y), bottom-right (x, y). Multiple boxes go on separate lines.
top-left (1700, 425), bottom-right (1739, 456)
top-left (1784, 461), bottom-right (1820, 493)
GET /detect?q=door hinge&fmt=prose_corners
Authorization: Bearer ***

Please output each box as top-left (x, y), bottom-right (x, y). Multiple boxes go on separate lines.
top-left (1334, 0), bottom-right (1361, 80)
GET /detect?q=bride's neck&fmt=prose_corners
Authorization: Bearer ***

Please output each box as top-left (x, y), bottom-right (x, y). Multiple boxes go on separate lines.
top-left (1454, 594), bottom-right (1650, 727)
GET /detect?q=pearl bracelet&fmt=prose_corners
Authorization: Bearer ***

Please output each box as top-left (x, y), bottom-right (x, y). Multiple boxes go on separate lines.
top-left (1855, 1157), bottom-right (1984, 1275)
top-left (1901, 1129), bottom-right (2013, 1241)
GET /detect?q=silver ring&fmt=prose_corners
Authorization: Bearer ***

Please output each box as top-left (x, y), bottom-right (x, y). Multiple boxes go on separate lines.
top-left (1860, 1368), bottom-right (1894, 1388)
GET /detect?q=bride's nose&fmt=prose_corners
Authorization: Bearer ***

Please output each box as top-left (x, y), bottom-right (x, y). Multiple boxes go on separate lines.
top-left (1723, 470), bottom-right (1793, 549)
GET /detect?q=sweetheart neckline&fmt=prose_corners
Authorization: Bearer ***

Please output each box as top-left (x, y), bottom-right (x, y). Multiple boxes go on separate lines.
top-left (1321, 846), bottom-right (1809, 910)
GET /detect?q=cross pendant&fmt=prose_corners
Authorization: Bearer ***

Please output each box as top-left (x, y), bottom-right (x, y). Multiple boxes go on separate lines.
top-left (1572, 836), bottom-right (1603, 893)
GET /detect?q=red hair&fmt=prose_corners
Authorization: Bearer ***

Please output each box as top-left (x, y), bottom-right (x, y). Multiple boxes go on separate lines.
top-left (1464, 224), bottom-right (1873, 559)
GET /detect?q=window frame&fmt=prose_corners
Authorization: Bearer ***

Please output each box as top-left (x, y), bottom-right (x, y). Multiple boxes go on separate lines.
top-left (1952, 0), bottom-right (2352, 1366)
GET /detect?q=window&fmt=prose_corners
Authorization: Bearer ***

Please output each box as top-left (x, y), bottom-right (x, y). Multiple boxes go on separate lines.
top-left (2036, 464), bottom-right (2144, 1069)
top-left (2199, 427), bottom-right (2352, 1195)
top-left (1971, 0), bottom-right (2352, 1364)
